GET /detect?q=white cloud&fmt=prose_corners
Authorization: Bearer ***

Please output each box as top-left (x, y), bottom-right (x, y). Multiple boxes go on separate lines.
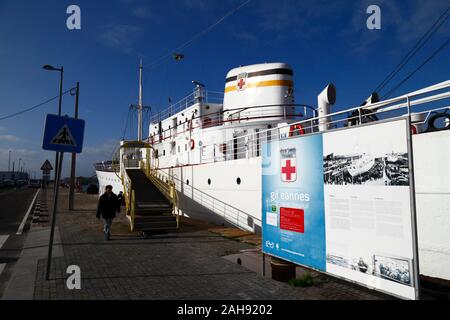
top-left (0, 134), bottom-right (21, 142)
top-left (234, 32), bottom-right (257, 41)
top-left (132, 5), bottom-right (160, 22)
top-left (341, 0), bottom-right (450, 53)
top-left (183, 0), bottom-right (212, 11)
top-left (0, 148), bottom-right (37, 157)
top-left (80, 140), bottom-right (120, 159)
top-left (98, 24), bottom-right (142, 54)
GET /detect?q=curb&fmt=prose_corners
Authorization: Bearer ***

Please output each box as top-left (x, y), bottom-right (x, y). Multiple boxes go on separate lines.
top-left (1, 189), bottom-right (64, 300)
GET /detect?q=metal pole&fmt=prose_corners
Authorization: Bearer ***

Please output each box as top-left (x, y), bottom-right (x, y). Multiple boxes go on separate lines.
top-left (406, 97), bottom-right (421, 300)
top-left (8, 150), bottom-right (11, 172)
top-left (262, 253), bottom-right (266, 277)
top-left (46, 151), bottom-right (64, 280)
top-left (138, 59), bottom-right (143, 142)
top-left (69, 82), bottom-right (79, 210)
top-left (54, 67), bottom-right (64, 182)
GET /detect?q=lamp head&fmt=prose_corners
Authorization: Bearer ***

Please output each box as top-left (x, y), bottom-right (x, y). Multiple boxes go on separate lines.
top-left (43, 65), bottom-right (61, 71)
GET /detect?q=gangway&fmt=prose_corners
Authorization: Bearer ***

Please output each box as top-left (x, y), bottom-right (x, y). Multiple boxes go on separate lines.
top-left (119, 141), bottom-right (179, 234)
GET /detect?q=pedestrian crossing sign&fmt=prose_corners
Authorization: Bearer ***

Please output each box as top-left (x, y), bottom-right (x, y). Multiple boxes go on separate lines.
top-left (42, 114), bottom-right (85, 153)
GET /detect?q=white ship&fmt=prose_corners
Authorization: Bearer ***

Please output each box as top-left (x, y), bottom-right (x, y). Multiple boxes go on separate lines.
top-left (347, 154), bottom-right (376, 177)
top-left (95, 62), bottom-right (450, 283)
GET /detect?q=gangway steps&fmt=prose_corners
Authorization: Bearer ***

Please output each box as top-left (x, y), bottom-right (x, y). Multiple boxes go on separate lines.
top-left (125, 169), bottom-right (177, 232)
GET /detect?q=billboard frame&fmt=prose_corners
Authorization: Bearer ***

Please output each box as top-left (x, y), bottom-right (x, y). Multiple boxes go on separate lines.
top-left (261, 116), bottom-right (420, 300)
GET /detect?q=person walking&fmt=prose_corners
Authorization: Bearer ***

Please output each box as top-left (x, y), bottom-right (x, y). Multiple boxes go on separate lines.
top-left (96, 185), bottom-right (120, 240)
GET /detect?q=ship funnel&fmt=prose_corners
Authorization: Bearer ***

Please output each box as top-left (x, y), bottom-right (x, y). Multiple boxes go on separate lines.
top-left (317, 83), bottom-right (336, 132)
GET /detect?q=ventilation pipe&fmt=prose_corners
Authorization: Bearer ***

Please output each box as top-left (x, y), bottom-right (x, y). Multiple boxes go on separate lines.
top-left (317, 83), bottom-right (336, 132)
top-left (410, 112), bottom-right (427, 134)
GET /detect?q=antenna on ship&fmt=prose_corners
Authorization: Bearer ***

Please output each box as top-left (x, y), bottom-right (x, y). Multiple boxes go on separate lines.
top-left (138, 58), bottom-right (143, 142)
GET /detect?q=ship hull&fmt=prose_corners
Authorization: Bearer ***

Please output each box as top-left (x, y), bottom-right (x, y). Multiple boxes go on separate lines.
top-left (95, 169), bottom-right (123, 195)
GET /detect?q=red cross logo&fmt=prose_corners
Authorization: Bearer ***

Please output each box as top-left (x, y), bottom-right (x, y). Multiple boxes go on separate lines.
top-left (237, 78), bottom-right (246, 91)
top-left (281, 159), bottom-right (297, 182)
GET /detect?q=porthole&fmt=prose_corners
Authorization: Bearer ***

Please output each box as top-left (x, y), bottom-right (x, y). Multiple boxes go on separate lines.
top-left (208, 179), bottom-right (211, 185)
top-left (237, 178), bottom-right (241, 185)
top-left (186, 180), bottom-right (189, 185)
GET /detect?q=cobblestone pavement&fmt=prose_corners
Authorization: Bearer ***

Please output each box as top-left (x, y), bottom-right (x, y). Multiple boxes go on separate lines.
top-left (33, 189), bottom-right (390, 300)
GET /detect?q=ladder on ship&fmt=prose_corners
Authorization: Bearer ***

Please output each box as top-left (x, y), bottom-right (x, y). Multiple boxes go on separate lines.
top-left (119, 141), bottom-right (180, 235)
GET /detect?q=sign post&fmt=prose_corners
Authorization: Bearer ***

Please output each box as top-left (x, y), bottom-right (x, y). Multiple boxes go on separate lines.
top-left (40, 160), bottom-right (53, 189)
top-left (42, 114), bottom-right (85, 280)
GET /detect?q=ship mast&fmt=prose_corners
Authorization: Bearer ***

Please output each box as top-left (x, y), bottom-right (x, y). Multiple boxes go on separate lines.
top-left (138, 59), bottom-right (143, 141)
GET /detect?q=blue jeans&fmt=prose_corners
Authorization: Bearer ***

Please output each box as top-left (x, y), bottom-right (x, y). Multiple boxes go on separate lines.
top-left (103, 218), bottom-right (113, 239)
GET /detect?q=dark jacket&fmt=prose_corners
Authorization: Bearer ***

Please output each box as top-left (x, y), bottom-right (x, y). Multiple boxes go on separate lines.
top-left (96, 192), bottom-right (120, 219)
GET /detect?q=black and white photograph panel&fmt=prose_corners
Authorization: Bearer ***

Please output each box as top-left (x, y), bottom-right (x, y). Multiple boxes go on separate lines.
top-left (323, 121), bottom-right (410, 186)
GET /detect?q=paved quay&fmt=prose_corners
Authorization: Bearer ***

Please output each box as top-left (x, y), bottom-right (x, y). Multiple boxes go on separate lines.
top-left (5, 187), bottom-right (390, 300)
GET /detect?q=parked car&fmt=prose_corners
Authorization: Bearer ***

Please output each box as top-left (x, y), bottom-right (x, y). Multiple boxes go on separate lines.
top-left (28, 179), bottom-right (41, 188)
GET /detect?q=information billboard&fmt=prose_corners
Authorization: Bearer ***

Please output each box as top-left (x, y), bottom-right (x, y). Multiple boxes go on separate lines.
top-left (262, 118), bottom-right (418, 300)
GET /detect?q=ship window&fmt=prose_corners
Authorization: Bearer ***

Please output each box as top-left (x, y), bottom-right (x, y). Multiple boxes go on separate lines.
top-left (186, 179), bottom-right (189, 185)
top-left (178, 146), bottom-right (180, 153)
top-left (237, 178), bottom-right (241, 185)
top-left (185, 144), bottom-right (187, 151)
top-left (163, 150), bottom-right (165, 156)
top-left (207, 179), bottom-right (212, 185)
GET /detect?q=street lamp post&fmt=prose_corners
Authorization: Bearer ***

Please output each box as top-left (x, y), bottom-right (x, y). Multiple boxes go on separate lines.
top-left (69, 82), bottom-right (80, 210)
top-left (43, 65), bottom-right (64, 182)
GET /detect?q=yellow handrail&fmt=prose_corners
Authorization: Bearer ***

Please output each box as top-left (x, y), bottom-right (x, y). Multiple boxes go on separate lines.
top-left (131, 189), bottom-right (135, 232)
top-left (141, 147), bottom-right (180, 225)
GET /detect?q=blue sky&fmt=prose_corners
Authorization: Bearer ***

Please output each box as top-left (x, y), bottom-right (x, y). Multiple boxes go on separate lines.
top-left (0, 0), bottom-right (449, 177)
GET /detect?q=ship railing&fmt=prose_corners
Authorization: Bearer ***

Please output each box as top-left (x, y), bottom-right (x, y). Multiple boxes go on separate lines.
top-left (94, 162), bottom-right (120, 172)
top-left (150, 90), bottom-right (224, 124)
top-left (149, 104), bottom-right (315, 144)
top-left (121, 168), bottom-right (134, 228)
top-left (197, 80), bottom-right (450, 164)
top-left (152, 168), bottom-right (261, 233)
top-left (224, 104), bottom-right (316, 124)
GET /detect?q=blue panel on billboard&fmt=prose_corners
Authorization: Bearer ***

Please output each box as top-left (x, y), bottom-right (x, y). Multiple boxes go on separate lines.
top-left (42, 114), bottom-right (85, 153)
top-left (262, 134), bottom-right (326, 271)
